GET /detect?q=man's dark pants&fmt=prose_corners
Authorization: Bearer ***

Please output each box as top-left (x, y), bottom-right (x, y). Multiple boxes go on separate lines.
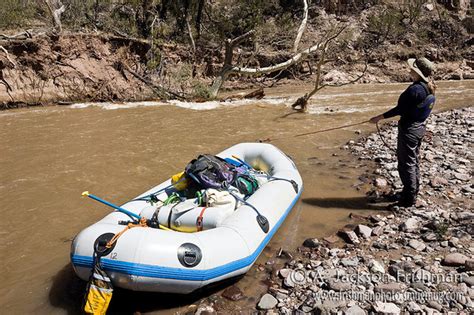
top-left (397, 121), bottom-right (426, 205)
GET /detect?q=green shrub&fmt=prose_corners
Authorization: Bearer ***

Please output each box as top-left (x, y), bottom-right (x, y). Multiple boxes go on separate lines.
top-left (0, 0), bottom-right (39, 29)
top-left (366, 6), bottom-right (404, 44)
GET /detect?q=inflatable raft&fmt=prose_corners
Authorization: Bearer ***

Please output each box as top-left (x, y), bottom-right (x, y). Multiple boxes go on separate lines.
top-left (71, 143), bottom-right (303, 293)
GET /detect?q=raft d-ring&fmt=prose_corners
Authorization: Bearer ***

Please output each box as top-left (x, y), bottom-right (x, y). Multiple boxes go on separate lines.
top-left (94, 233), bottom-right (116, 257)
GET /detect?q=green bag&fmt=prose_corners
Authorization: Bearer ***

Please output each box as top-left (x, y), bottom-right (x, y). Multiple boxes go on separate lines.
top-left (234, 174), bottom-right (259, 196)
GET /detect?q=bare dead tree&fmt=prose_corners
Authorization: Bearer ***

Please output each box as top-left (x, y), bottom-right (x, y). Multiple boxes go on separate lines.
top-left (291, 26), bottom-right (368, 112)
top-left (209, 30), bottom-right (255, 98)
top-left (43, 0), bottom-right (66, 33)
top-left (209, 1), bottom-right (319, 99)
top-left (293, 0), bottom-right (309, 53)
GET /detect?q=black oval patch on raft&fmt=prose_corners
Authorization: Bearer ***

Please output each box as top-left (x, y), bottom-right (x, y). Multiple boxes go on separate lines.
top-left (177, 243), bottom-right (202, 267)
top-left (94, 233), bottom-right (116, 257)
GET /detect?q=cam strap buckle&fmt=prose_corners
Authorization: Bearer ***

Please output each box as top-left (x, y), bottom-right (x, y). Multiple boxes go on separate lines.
top-left (196, 207), bottom-right (207, 232)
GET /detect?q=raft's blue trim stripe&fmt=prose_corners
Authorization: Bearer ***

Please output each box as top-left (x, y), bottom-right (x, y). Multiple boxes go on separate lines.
top-left (71, 186), bottom-right (302, 281)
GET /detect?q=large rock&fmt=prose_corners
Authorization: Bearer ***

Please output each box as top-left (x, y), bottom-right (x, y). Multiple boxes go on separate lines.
top-left (462, 275), bottom-right (474, 286)
top-left (427, 300), bottom-right (443, 311)
top-left (421, 232), bottom-right (438, 242)
top-left (369, 260), bottom-right (385, 274)
top-left (195, 304), bottom-right (215, 315)
top-left (430, 176), bottom-right (448, 187)
top-left (357, 225), bottom-right (373, 239)
top-left (406, 301), bottom-right (422, 313)
top-left (408, 239), bottom-right (426, 251)
top-left (373, 301), bottom-right (400, 314)
top-left (327, 278), bottom-right (351, 292)
top-left (388, 261), bottom-right (418, 281)
top-left (221, 285), bottom-right (243, 301)
top-left (454, 172), bottom-right (470, 181)
top-left (341, 230), bottom-right (360, 244)
top-left (399, 217), bottom-right (419, 233)
top-left (465, 260), bottom-right (474, 271)
top-left (442, 253), bottom-right (469, 266)
top-left (303, 238), bottom-right (320, 248)
top-left (344, 304), bottom-right (366, 315)
top-left (375, 282), bottom-right (406, 293)
top-left (372, 226), bottom-right (384, 236)
top-left (375, 177), bottom-right (388, 189)
top-left (257, 293), bottom-right (278, 310)
top-left (341, 257), bottom-right (359, 267)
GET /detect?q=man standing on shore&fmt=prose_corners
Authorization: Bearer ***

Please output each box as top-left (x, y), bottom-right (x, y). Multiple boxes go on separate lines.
top-left (369, 57), bottom-right (436, 208)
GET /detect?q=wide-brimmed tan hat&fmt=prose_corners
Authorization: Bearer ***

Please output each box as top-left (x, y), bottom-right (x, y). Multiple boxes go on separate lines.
top-left (408, 57), bottom-right (434, 82)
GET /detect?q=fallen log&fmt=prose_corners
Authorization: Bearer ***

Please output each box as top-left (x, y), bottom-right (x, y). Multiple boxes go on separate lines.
top-left (220, 87), bottom-right (265, 101)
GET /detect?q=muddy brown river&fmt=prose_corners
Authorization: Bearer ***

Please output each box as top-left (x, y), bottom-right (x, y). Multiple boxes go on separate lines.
top-left (1, 81), bottom-right (473, 314)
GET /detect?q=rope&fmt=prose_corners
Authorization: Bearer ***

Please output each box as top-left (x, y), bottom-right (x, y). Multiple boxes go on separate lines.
top-left (295, 120), bottom-right (370, 138)
top-left (106, 217), bottom-right (148, 249)
top-left (263, 120), bottom-right (369, 142)
top-left (376, 121), bottom-right (396, 153)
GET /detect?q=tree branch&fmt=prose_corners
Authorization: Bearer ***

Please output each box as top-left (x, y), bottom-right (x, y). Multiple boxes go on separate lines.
top-left (230, 42), bottom-right (323, 75)
top-left (229, 30), bottom-right (256, 47)
top-left (186, 18), bottom-right (196, 54)
top-left (0, 46), bottom-right (16, 68)
top-left (293, 0), bottom-right (308, 53)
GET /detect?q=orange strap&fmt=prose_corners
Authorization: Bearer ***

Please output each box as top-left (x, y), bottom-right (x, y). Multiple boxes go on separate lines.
top-left (196, 207), bottom-right (207, 232)
top-left (106, 217), bottom-right (148, 249)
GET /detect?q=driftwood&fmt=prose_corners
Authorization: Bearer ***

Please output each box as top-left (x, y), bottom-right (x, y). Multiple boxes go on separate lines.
top-left (0, 30), bottom-right (33, 41)
top-left (220, 87), bottom-right (265, 101)
top-left (244, 87), bottom-right (264, 99)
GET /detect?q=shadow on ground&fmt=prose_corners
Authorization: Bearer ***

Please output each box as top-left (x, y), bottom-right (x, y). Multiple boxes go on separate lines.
top-left (49, 264), bottom-right (242, 314)
top-left (302, 196), bottom-right (387, 211)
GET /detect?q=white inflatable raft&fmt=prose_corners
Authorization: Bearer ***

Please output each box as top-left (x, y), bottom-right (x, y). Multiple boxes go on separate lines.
top-left (71, 143), bottom-right (303, 293)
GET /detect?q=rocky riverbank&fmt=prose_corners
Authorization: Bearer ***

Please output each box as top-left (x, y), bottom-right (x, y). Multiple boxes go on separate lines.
top-left (253, 107), bottom-right (473, 314)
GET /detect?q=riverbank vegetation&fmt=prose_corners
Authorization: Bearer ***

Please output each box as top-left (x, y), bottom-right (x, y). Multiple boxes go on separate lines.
top-left (0, 0), bottom-right (472, 108)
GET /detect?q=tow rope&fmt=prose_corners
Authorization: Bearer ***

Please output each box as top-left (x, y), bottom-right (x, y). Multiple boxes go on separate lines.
top-left (105, 217), bottom-right (148, 249)
top-left (261, 120), bottom-right (370, 142)
top-left (376, 121), bottom-right (396, 153)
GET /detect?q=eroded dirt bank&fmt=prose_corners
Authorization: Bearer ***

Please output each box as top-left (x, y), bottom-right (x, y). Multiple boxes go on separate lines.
top-left (1, 31), bottom-right (473, 110)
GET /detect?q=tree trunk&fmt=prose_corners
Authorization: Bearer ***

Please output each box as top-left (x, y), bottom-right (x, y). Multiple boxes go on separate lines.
top-left (44, 0), bottom-right (65, 33)
top-left (293, 0), bottom-right (308, 53)
top-left (160, 0), bottom-right (169, 19)
top-left (209, 31), bottom-right (255, 98)
top-left (195, 0), bottom-right (205, 39)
